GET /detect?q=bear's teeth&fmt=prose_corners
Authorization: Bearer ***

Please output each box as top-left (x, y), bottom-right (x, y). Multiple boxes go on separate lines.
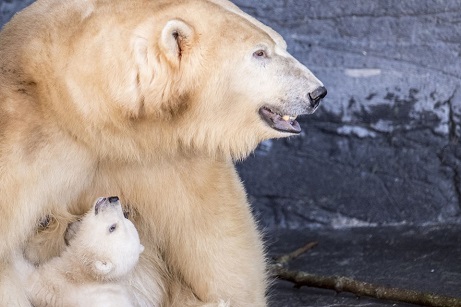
top-left (282, 115), bottom-right (297, 121)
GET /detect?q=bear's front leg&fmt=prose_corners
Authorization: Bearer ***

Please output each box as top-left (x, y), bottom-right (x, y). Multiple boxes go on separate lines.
top-left (149, 162), bottom-right (267, 307)
top-left (164, 194), bottom-right (268, 307)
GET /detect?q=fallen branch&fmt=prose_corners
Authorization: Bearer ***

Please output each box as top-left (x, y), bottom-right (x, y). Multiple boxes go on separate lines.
top-left (274, 241), bottom-right (318, 266)
top-left (271, 242), bottom-right (461, 307)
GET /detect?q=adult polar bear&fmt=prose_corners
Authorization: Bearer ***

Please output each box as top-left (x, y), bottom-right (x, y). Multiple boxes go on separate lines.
top-left (0, 0), bottom-right (326, 306)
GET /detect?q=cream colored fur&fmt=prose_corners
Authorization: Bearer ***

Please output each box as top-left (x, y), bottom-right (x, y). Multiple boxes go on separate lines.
top-left (0, 0), bottom-right (324, 306)
top-left (13, 197), bottom-right (145, 307)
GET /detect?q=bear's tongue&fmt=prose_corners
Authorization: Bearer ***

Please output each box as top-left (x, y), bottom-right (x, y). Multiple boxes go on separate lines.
top-left (259, 107), bottom-right (301, 134)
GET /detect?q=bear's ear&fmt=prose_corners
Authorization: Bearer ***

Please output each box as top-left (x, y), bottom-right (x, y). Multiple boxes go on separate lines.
top-left (160, 19), bottom-right (194, 65)
top-left (94, 260), bottom-right (113, 275)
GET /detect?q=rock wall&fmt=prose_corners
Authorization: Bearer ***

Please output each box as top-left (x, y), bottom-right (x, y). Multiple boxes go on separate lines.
top-left (2, 0), bottom-right (460, 229)
top-left (0, 0), bottom-right (33, 26)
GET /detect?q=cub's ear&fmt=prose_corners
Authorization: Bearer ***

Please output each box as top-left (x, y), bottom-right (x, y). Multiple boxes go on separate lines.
top-left (160, 19), bottom-right (194, 65)
top-left (94, 260), bottom-right (113, 275)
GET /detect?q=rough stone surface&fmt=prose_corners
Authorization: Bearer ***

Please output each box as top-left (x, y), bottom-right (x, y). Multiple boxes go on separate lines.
top-left (266, 224), bottom-right (461, 306)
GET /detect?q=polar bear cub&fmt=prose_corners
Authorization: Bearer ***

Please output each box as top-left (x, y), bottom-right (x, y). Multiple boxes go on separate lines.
top-left (14, 196), bottom-right (144, 307)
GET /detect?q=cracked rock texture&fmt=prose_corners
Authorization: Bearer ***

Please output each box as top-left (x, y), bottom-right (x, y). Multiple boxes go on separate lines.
top-left (233, 0), bottom-right (461, 229)
top-left (1, 1), bottom-right (460, 228)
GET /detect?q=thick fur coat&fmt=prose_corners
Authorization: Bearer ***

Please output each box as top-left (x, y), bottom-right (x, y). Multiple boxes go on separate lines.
top-left (0, 0), bottom-right (325, 306)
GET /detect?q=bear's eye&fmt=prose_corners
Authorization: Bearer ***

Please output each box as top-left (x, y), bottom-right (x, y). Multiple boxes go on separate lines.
top-left (109, 223), bottom-right (117, 233)
top-left (253, 50), bottom-right (267, 58)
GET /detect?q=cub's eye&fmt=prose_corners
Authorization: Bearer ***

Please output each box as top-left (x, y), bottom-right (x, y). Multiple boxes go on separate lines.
top-left (253, 50), bottom-right (267, 58)
top-left (109, 224), bottom-right (117, 233)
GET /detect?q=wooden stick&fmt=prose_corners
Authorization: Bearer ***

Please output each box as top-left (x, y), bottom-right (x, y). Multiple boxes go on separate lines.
top-left (271, 242), bottom-right (461, 307)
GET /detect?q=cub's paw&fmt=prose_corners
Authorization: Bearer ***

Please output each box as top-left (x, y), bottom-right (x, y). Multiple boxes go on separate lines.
top-left (25, 214), bottom-right (73, 264)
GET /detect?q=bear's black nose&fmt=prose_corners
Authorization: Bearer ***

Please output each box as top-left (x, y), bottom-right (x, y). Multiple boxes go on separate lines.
top-left (308, 86), bottom-right (327, 108)
top-left (108, 196), bottom-right (119, 203)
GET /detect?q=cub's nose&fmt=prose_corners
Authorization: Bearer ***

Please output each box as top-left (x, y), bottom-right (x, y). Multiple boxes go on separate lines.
top-left (308, 86), bottom-right (327, 108)
top-left (108, 196), bottom-right (119, 203)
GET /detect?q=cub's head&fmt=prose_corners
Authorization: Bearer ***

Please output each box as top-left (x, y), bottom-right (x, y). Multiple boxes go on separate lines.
top-left (72, 197), bottom-right (144, 280)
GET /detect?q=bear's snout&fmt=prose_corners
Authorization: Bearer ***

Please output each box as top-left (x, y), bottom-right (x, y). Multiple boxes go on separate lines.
top-left (308, 86), bottom-right (327, 109)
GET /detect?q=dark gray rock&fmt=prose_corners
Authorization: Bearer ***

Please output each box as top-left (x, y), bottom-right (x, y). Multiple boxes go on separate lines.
top-left (267, 224), bottom-right (461, 306)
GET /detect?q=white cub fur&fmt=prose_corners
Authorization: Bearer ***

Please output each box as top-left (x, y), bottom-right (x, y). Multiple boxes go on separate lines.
top-left (13, 197), bottom-right (144, 307)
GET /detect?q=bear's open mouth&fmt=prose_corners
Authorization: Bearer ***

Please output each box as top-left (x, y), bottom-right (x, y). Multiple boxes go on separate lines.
top-left (258, 107), bottom-right (301, 134)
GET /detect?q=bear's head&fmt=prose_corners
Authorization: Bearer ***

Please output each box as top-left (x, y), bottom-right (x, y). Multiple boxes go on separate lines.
top-left (21, 0), bottom-right (326, 160)
top-left (72, 196), bottom-right (144, 280)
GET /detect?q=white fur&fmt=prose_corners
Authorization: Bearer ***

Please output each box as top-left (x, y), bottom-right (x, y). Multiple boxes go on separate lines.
top-left (13, 198), bottom-right (144, 307)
